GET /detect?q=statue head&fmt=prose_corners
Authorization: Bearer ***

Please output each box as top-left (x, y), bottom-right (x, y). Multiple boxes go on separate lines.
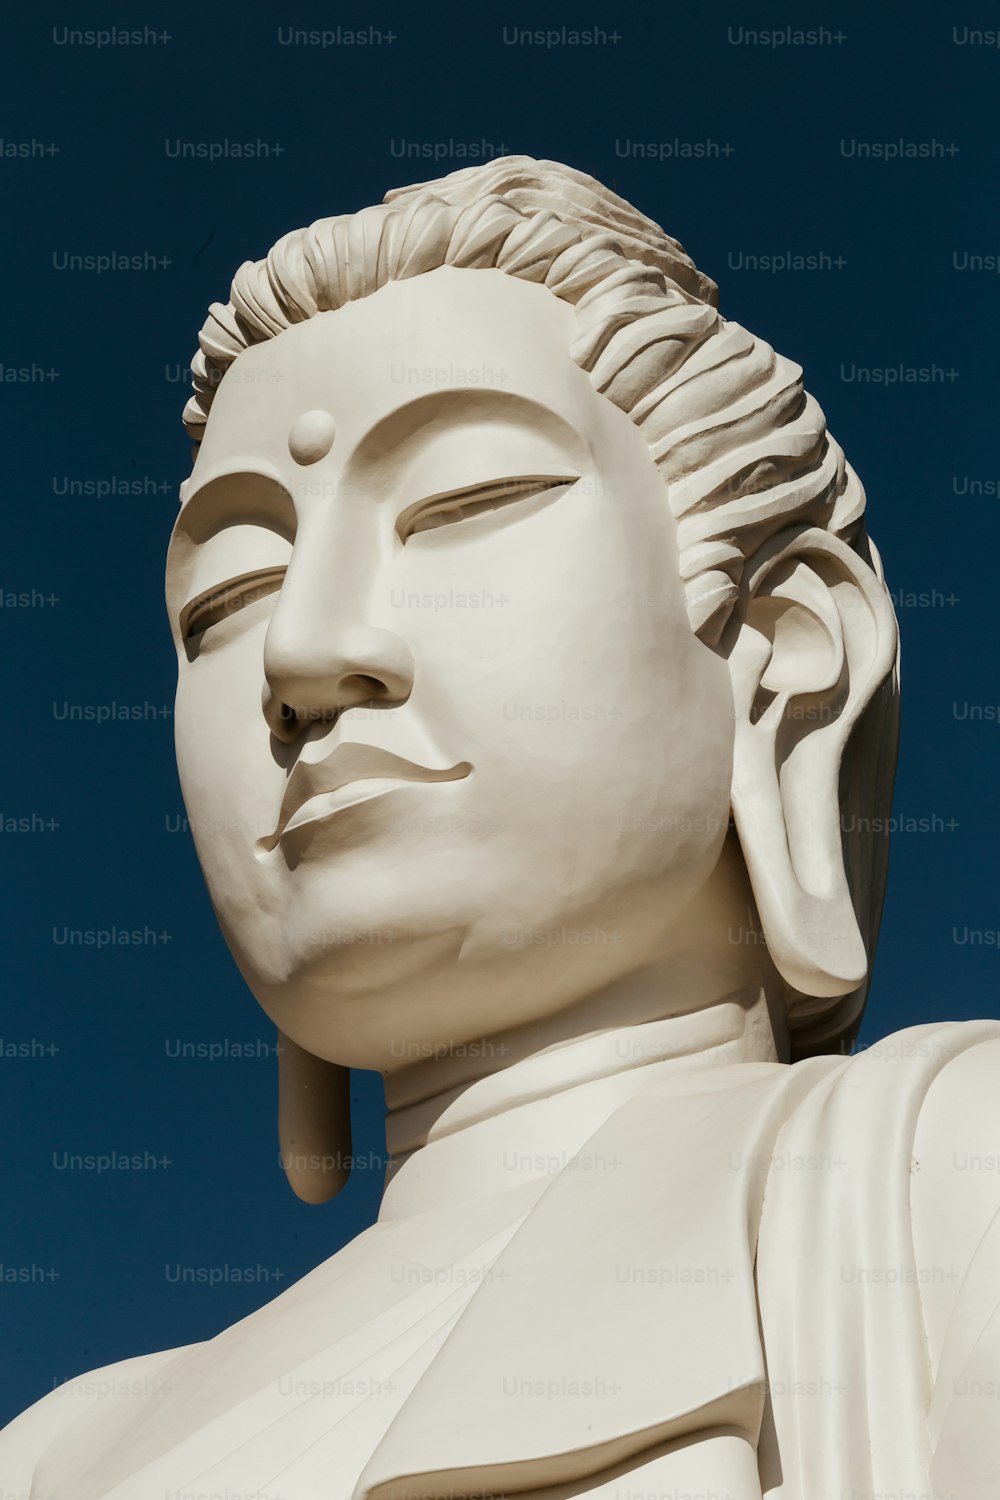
top-left (166, 157), bottom-right (899, 1201)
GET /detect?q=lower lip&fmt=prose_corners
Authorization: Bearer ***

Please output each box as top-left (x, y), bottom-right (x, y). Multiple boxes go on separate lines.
top-left (280, 778), bottom-right (421, 838)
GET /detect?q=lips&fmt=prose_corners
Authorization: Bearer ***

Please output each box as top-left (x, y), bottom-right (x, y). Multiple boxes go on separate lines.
top-left (256, 743), bottom-right (473, 852)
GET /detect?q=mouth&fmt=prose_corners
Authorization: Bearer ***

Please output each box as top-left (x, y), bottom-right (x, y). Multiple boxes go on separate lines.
top-left (255, 744), bottom-right (473, 854)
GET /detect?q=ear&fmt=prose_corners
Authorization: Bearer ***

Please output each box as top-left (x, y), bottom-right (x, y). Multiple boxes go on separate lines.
top-left (277, 1031), bottom-right (352, 1204)
top-left (727, 525), bottom-right (898, 999)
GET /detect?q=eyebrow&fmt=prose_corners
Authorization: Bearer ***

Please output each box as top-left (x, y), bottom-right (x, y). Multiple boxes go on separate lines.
top-left (349, 387), bottom-right (589, 466)
top-left (180, 459), bottom-right (294, 518)
top-left (169, 467), bottom-right (297, 562)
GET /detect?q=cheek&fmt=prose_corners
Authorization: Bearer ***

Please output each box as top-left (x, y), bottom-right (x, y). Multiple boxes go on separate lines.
top-left (174, 617), bottom-right (279, 880)
top-left (393, 484), bottom-right (728, 797)
top-left (402, 577), bottom-right (732, 909)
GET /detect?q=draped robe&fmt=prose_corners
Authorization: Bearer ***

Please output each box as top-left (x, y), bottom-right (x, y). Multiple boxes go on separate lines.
top-left (8, 1020), bottom-right (1000, 1499)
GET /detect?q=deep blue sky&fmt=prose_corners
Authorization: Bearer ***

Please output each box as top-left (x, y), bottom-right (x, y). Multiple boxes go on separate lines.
top-left (2, 0), bottom-right (998, 1427)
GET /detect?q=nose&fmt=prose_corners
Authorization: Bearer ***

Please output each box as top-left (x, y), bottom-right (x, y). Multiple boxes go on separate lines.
top-left (262, 546), bottom-right (415, 742)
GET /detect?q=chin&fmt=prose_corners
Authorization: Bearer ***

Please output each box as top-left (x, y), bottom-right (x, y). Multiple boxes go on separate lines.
top-left (245, 913), bottom-right (468, 1026)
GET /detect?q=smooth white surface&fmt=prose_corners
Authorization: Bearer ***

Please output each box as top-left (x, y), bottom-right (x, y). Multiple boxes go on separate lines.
top-left (4, 157), bottom-right (995, 1497)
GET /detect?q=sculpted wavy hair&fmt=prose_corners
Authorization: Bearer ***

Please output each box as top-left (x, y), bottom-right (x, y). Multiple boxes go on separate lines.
top-left (182, 155), bottom-right (900, 1058)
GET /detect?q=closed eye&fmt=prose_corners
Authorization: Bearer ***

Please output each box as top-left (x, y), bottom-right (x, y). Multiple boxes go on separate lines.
top-left (181, 567), bottom-right (286, 639)
top-left (396, 474), bottom-right (579, 542)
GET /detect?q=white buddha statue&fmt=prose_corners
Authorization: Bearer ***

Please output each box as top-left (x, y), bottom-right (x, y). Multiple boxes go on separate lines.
top-left (4, 157), bottom-right (997, 1499)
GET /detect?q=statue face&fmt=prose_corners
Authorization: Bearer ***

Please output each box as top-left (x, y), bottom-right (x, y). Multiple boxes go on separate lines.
top-left (166, 267), bottom-right (736, 1070)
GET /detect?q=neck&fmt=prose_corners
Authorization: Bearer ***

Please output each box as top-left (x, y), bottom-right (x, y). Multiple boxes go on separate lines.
top-left (379, 981), bottom-right (783, 1221)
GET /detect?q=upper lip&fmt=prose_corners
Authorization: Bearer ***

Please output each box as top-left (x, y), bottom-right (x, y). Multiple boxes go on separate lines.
top-left (259, 743), bottom-right (472, 849)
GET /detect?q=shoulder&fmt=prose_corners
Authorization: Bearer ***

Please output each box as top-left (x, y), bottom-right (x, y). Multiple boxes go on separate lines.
top-left (911, 1034), bottom-right (1000, 1375)
top-left (912, 1029), bottom-right (1000, 1167)
top-left (780, 1019), bottom-right (1000, 1134)
top-left (0, 1344), bottom-right (190, 1491)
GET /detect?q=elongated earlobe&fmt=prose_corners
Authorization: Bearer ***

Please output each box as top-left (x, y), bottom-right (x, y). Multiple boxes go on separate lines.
top-left (277, 1031), bottom-right (352, 1204)
top-left (728, 525), bottom-right (898, 1001)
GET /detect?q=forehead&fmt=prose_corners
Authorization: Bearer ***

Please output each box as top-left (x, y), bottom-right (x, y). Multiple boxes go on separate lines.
top-left (187, 267), bottom-right (593, 492)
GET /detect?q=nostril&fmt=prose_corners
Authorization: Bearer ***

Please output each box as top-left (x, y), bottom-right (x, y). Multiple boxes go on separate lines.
top-left (346, 673), bottom-right (390, 706)
top-left (262, 685), bottom-right (304, 744)
top-left (272, 701), bottom-right (303, 744)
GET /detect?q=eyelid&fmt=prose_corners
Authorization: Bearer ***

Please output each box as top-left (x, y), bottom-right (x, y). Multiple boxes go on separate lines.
top-left (396, 473), bottom-right (579, 542)
top-left (180, 567), bottom-right (286, 639)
